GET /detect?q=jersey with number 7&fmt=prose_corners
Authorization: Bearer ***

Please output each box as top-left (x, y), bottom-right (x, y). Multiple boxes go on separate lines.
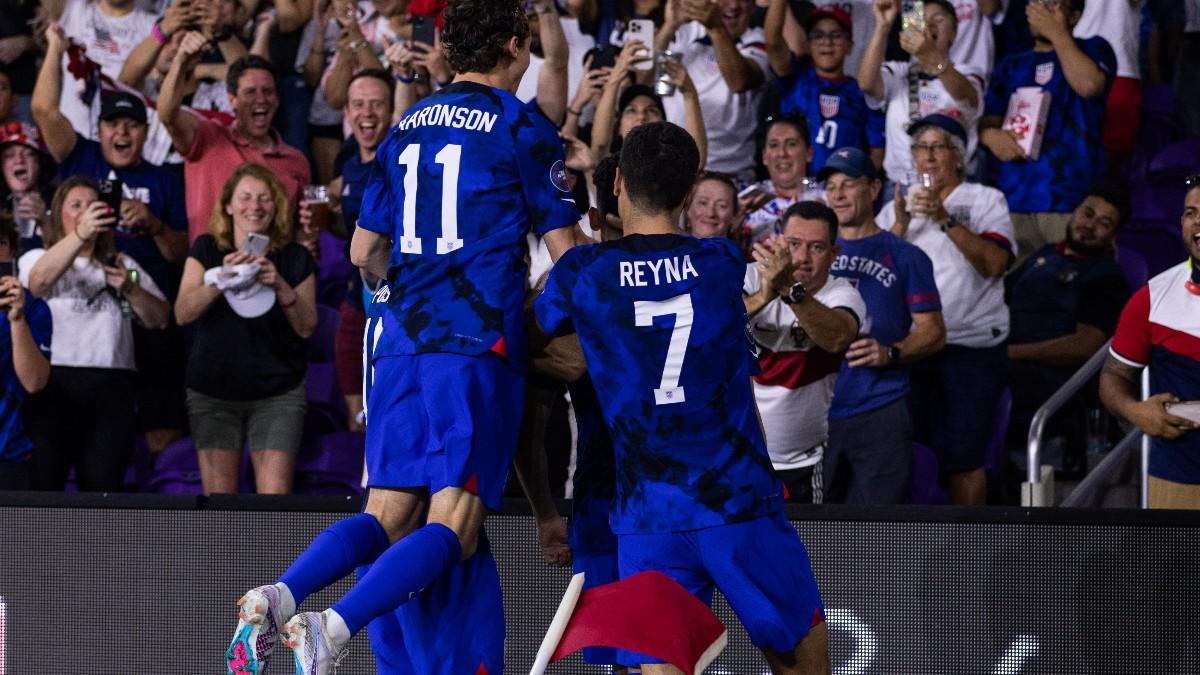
top-left (535, 234), bottom-right (783, 535)
top-left (358, 82), bottom-right (580, 368)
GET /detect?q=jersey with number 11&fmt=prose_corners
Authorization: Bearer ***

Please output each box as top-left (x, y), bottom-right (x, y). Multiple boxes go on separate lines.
top-left (535, 234), bottom-right (782, 534)
top-left (358, 82), bottom-right (579, 367)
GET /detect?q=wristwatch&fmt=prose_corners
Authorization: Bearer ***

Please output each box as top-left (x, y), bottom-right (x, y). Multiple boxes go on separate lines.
top-left (779, 281), bottom-right (807, 305)
top-left (940, 215), bottom-right (959, 233)
top-left (887, 344), bottom-right (901, 364)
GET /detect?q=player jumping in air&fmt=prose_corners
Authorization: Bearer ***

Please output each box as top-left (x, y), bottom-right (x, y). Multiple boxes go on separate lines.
top-left (224, 1), bottom-right (585, 673)
top-left (535, 122), bottom-right (831, 674)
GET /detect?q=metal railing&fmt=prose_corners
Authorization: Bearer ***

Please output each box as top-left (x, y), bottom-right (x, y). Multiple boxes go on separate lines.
top-left (1023, 339), bottom-right (1153, 508)
top-left (1022, 342), bottom-right (1112, 507)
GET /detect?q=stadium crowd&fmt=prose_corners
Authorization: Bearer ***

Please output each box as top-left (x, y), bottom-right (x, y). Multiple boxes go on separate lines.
top-left (0, 0), bottom-right (1195, 509)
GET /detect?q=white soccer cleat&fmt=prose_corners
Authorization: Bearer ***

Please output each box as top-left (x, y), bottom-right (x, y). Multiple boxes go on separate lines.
top-left (226, 585), bottom-right (288, 674)
top-left (282, 611), bottom-right (346, 675)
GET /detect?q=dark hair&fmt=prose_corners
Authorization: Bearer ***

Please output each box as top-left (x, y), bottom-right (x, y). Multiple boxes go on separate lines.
top-left (347, 68), bottom-right (396, 110)
top-left (1085, 180), bottom-right (1130, 227)
top-left (923, 0), bottom-right (958, 24)
top-left (695, 170), bottom-right (738, 205)
top-left (781, 200), bottom-right (839, 243)
top-left (443, 0), bottom-right (530, 75)
top-left (762, 112), bottom-right (811, 142)
top-left (619, 122), bottom-right (700, 215)
top-left (226, 55), bottom-right (277, 95)
top-left (593, 153), bottom-right (620, 220)
top-left (1068, 0), bottom-right (1085, 13)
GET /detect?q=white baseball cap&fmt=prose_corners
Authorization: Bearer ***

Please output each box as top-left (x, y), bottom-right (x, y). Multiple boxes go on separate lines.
top-left (224, 279), bottom-right (277, 318)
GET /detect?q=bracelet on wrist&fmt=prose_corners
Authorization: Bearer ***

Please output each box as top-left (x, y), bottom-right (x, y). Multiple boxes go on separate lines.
top-left (280, 294), bottom-right (298, 309)
top-left (566, 106), bottom-right (583, 117)
top-left (152, 22), bottom-right (169, 46)
top-left (394, 71), bottom-right (416, 84)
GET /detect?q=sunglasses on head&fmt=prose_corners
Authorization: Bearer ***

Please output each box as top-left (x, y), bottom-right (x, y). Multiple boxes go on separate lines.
top-left (1186, 174), bottom-right (1200, 189)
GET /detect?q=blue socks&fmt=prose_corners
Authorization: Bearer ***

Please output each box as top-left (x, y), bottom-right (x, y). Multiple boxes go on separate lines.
top-left (332, 523), bottom-right (462, 635)
top-left (277, 513), bottom-right (391, 608)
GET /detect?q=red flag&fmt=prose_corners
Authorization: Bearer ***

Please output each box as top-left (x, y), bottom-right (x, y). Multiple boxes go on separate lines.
top-left (532, 571), bottom-right (727, 675)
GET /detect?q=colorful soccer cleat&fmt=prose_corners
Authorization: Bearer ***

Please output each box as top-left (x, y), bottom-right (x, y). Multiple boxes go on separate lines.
top-left (227, 585), bottom-right (287, 674)
top-left (282, 611), bottom-right (346, 675)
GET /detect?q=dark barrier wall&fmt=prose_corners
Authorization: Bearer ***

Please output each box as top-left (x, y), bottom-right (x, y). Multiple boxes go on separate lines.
top-left (0, 494), bottom-right (1198, 673)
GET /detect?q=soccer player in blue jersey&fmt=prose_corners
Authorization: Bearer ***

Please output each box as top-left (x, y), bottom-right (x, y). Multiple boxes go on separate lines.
top-left (765, 1), bottom-right (885, 174)
top-left (223, 2), bottom-right (586, 673)
top-left (536, 122), bottom-right (829, 673)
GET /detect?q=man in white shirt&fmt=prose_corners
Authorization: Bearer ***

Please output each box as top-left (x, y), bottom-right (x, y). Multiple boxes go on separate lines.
top-left (54, 0), bottom-right (157, 140)
top-left (655, 0), bottom-right (769, 180)
top-left (744, 200), bottom-right (866, 503)
top-left (1073, 0), bottom-right (1143, 167)
top-left (878, 113), bottom-right (1015, 505)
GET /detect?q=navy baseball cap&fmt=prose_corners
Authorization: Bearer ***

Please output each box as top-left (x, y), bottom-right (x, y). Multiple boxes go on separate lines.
top-left (816, 147), bottom-right (877, 182)
top-left (907, 112), bottom-right (968, 146)
top-left (99, 92), bottom-right (148, 124)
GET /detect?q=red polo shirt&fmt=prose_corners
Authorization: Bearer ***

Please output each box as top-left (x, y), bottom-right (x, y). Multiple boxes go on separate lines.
top-left (182, 114), bottom-right (311, 242)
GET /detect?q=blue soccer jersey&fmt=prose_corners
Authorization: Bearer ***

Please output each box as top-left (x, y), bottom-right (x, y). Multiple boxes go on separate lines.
top-left (983, 37), bottom-right (1116, 213)
top-left (358, 82), bottom-right (579, 367)
top-left (536, 234), bottom-right (782, 534)
top-left (774, 58), bottom-right (885, 173)
top-left (829, 231), bottom-right (941, 419)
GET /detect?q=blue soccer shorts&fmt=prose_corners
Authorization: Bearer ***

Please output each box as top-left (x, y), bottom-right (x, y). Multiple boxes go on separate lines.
top-left (616, 511), bottom-right (824, 664)
top-left (365, 352), bottom-right (524, 510)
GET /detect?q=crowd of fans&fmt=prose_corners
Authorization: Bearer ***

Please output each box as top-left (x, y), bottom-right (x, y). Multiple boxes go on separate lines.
top-left (0, 0), bottom-right (1194, 506)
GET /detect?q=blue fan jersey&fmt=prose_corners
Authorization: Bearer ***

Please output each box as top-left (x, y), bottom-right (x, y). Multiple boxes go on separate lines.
top-left (983, 37), bottom-right (1116, 213)
top-left (358, 82), bottom-right (579, 367)
top-left (536, 234), bottom-right (782, 535)
top-left (774, 58), bottom-right (885, 173)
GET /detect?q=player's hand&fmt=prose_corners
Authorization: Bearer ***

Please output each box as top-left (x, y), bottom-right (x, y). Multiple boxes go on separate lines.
top-left (982, 127), bottom-right (1027, 162)
top-left (873, 0), bottom-right (899, 26)
top-left (1127, 393), bottom-right (1199, 440)
top-left (846, 336), bottom-right (891, 368)
top-left (536, 516), bottom-right (572, 567)
top-left (751, 236), bottom-right (794, 299)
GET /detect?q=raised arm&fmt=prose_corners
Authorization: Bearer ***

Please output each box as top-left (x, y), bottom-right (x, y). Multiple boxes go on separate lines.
top-left (899, 15), bottom-right (979, 107)
top-left (588, 40), bottom-right (648, 158)
top-left (121, 1), bottom-right (192, 88)
top-left (30, 23), bottom-right (78, 163)
top-left (325, 20), bottom-right (384, 111)
top-left (564, 0), bottom-right (596, 24)
top-left (668, 60), bottom-right (709, 168)
top-left (683, 0), bottom-right (763, 92)
top-left (28, 203), bottom-right (115, 298)
top-left (1027, 2), bottom-right (1107, 98)
top-left (765, 0), bottom-right (797, 77)
top-left (158, 31), bottom-right (209, 156)
top-left (534, 0), bottom-right (569, 125)
top-left (274, 0), bottom-right (314, 34)
top-left (858, 0), bottom-right (897, 100)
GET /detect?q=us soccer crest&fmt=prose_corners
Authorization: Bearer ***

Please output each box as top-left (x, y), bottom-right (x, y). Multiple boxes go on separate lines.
top-left (819, 94), bottom-right (841, 119)
top-left (1035, 62), bottom-right (1054, 85)
top-left (550, 160), bottom-right (571, 193)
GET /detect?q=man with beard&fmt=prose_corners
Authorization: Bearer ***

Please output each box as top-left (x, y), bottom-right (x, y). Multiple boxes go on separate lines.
top-left (159, 38), bottom-right (311, 242)
top-left (1006, 182), bottom-right (1132, 475)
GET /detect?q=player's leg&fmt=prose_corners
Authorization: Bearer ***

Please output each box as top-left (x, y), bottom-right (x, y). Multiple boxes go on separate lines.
top-left (697, 513), bottom-right (828, 675)
top-left (284, 353), bottom-right (523, 671)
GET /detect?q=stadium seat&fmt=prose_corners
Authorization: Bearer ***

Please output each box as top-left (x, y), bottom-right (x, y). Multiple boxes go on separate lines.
top-left (317, 231), bottom-right (354, 308)
top-left (307, 305), bottom-right (341, 363)
top-left (910, 442), bottom-right (947, 505)
top-left (1115, 246), bottom-right (1150, 291)
top-left (294, 431), bottom-right (366, 495)
top-left (145, 437), bottom-right (204, 495)
top-left (1117, 227), bottom-right (1188, 278)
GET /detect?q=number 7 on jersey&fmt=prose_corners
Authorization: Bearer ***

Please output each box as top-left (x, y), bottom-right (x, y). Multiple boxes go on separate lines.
top-left (634, 293), bottom-right (693, 405)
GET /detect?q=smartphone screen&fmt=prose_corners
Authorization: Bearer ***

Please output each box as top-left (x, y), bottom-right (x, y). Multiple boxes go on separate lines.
top-left (240, 232), bottom-right (270, 258)
top-left (411, 15), bottom-right (435, 49)
top-left (587, 45), bottom-right (616, 70)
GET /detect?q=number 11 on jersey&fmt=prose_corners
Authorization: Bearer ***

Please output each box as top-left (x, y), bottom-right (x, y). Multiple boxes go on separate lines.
top-left (635, 293), bottom-right (693, 405)
top-left (397, 143), bottom-right (464, 255)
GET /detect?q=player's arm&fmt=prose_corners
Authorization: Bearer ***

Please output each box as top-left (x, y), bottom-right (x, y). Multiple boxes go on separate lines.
top-left (1100, 355), bottom-right (1197, 440)
top-left (350, 226), bottom-right (391, 279)
top-left (511, 379), bottom-right (572, 567)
